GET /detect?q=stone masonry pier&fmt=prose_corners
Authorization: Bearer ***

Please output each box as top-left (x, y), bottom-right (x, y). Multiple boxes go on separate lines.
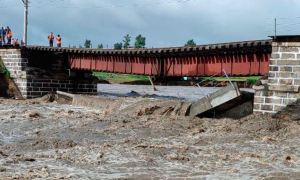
top-left (0, 47), bottom-right (97, 98)
top-left (254, 36), bottom-right (300, 114)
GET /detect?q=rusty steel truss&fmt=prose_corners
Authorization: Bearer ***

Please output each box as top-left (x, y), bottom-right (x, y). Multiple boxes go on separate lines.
top-left (25, 39), bottom-right (272, 77)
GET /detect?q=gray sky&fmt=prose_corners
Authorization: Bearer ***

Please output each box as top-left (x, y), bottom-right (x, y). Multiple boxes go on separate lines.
top-left (1, 0), bottom-right (300, 47)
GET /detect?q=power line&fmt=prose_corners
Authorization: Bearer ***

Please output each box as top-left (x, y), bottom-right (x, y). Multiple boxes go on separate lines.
top-left (277, 22), bottom-right (300, 28)
top-left (29, 0), bottom-right (196, 9)
top-left (273, 17), bottom-right (300, 35)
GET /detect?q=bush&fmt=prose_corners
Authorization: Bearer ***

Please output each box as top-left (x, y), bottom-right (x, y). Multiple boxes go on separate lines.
top-left (0, 58), bottom-right (10, 78)
top-left (246, 77), bottom-right (259, 85)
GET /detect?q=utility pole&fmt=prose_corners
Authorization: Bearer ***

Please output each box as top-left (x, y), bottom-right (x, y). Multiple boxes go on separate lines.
top-left (274, 18), bottom-right (277, 39)
top-left (22, 0), bottom-right (29, 45)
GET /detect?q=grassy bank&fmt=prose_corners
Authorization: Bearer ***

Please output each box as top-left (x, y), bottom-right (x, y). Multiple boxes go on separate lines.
top-left (93, 72), bottom-right (149, 83)
top-left (93, 72), bottom-right (261, 85)
top-left (199, 76), bottom-right (261, 84)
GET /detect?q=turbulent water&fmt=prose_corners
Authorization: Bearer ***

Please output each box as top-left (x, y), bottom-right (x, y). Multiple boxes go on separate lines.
top-left (97, 84), bottom-right (220, 101)
top-left (0, 97), bottom-right (299, 179)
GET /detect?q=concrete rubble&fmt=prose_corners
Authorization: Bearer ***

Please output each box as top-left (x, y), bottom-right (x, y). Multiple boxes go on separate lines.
top-left (188, 83), bottom-right (241, 116)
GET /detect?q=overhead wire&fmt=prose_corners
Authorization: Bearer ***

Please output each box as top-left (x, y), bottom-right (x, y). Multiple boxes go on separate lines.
top-left (27, 0), bottom-right (197, 9)
top-left (275, 17), bottom-right (300, 34)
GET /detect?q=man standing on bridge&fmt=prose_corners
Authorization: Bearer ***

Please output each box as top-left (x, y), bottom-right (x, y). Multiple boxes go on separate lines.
top-left (0, 27), bottom-right (5, 45)
top-left (48, 32), bottom-right (54, 47)
top-left (56, 34), bottom-right (62, 47)
top-left (5, 27), bottom-right (12, 45)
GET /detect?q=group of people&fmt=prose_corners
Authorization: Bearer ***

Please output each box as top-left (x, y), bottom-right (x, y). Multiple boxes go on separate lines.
top-left (48, 32), bottom-right (62, 47)
top-left (0, 26), bottom-right (19, 46)
top-left (1, 28), bottom-right (62, 47)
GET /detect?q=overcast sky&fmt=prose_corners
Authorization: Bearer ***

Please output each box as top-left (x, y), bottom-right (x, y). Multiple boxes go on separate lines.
top-left (1, 0), bottom-right (300, 48)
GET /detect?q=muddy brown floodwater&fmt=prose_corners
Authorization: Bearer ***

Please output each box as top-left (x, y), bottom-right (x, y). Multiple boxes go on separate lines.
top-left (0, 96), bottom-right (299, 179)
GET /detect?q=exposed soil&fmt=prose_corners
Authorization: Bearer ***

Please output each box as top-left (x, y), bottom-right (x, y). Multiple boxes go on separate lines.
top-left (0, 96), bottom-right (299, 179)
top-left (0, 75), bottom-right (10, 97)
top-left (0, 75), bottom-right (22, 99)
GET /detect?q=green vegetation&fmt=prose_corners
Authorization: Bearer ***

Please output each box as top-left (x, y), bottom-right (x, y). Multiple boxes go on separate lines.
top-left (93, 72), bottom-right (148, 83)
top-left (134, 34), bottom-right (146, 48)
top-left (114, 42), bottom-right (123, 50)
top-left (246, 77), bottom-right (260, 85)
top-left (0, 58), bottom-right (10, 78)
top-left (93, 71), bottom-right (260, 85)
top-left (185, 39), bottom-right (196, 47)
top-left (84, 39), bottom-right (92, 48)
top-left (98, 44), bottom-right (103, 49)
top-left (123, 34), bottom-right (131, 49)
top-left (200, 76), bottom-right (261, 84)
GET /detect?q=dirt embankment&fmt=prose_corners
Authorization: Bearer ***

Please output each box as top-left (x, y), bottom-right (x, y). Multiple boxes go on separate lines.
top-left (0, 75), bottom-right (15, 98)
top-left (0, 96), bottom-right (299, 179)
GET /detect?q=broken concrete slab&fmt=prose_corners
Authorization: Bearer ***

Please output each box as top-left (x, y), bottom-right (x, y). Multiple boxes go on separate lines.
top-left (200, 90), bottom-right (255, 119)
top-left (188, 83), bottom-right (241, 116)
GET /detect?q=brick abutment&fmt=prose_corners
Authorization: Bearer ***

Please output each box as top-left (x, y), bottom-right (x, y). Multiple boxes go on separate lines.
top-left (253, 40), bottom-right (300, 114)
top-left (0, 48), bottom-right (97, 98)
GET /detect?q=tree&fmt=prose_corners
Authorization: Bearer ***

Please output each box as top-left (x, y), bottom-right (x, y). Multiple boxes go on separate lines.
top-left (185, 39), bottom-right (196, 47)
top-left (98, 44), bottom-right (103, 49)
top-left (84, 39), bottom-right (92, 48)
top-left (134, 34), bottom-right (146, 48)
top-left (114, 42), bottom-right (123, 50)
top-left (123, 34), bottom-right (131, 49)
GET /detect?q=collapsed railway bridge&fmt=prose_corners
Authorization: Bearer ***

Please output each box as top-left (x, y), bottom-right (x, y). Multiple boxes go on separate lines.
top-left (0, 39), bottom-right (271, 99)
top-left (2, 35), bottom-right (300, 114)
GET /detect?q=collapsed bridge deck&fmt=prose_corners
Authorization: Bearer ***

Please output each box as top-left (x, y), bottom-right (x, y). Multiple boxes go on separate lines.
top-left (24, 39), bottom-right (272, 77)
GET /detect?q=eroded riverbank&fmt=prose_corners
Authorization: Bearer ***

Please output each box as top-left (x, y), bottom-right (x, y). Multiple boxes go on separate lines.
top-left (0, 97), bottom-right (299, 179)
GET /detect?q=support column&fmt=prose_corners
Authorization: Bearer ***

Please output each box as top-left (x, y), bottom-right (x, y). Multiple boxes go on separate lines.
top-left (0, 48), bottom-right (97, 99)
top-left (253, 36), bottom-right (300, 114)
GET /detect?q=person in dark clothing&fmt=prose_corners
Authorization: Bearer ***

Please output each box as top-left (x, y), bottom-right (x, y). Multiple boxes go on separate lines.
top-left (0, 27), bottom-right (5, 44)
top-left (5, 26), bottom-right (12, 45)
top-left (0, 35), bottom-right (3, 46)
top-left (48, 32), bottom-right (54, 47)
